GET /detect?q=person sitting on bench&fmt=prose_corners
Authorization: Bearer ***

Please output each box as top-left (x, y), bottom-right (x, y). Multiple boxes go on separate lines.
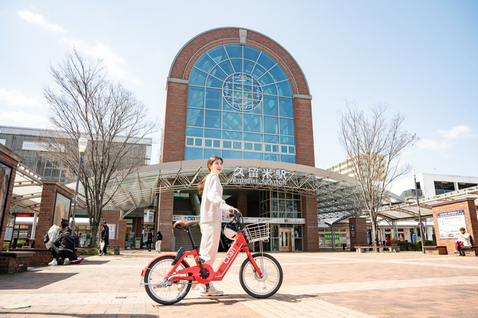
top-left (455, 227), bottom-right (472, 256)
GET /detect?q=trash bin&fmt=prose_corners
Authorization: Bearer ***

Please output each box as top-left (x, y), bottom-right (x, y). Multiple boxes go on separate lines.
top-left (114, 246), bottom-right (120, 255)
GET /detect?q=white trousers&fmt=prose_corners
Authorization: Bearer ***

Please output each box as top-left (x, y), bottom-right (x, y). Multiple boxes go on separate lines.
top-left (155, 240), bottom-right (162, 252)
top-left (199, 222), bottom-right (222, 268)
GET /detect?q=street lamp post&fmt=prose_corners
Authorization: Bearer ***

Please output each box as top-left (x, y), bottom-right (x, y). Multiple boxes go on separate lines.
top-left (70, 138), bottom-right (88, 240)
top-left (413, 169), bottom-right (426, 254)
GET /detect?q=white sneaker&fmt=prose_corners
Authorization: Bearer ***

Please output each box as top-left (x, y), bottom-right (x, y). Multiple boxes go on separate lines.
top-left (64, 258), bottom-right (70, 265)
top-left (199, 283), bottom-right (224, 297)
top-left (48, 259), bottom-right (58, 266)
top-left (454, 250), bottom-right (459, 253)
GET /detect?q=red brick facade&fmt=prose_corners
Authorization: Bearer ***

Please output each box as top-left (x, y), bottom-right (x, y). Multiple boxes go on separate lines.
top-left (158, 190), bottom-right (174, 251)
top-left (302, 194), bottom-right (319, 252)
top-left (432, 199), bottom-right (478, 256)
top-left (101, 210), bottom-right (127, 249)
top-left (349, 218), bottom-right (368, 251)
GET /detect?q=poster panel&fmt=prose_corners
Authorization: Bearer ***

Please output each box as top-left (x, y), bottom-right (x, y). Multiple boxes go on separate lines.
top-left (53, 192), bottom-right (71, 227)
top-left (437, 210), bottom-right (467, 239)
top-left (0, 162), bottom-right (13, 235)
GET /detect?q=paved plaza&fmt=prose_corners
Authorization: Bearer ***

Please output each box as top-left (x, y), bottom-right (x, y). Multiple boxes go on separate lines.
top-left (0, 249), bottom-right (477, 317)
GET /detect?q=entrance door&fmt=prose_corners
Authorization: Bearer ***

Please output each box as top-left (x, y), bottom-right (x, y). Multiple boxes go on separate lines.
top-left (279, 228), bottom-right (294, 252)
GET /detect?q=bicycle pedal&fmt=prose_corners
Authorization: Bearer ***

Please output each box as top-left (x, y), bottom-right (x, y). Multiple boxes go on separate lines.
top-left (195, 257), bottom-right (205, 264)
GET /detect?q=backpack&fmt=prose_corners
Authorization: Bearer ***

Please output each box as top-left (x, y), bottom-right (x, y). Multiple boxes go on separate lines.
top-left (44, 231), bottom-right (50, 243)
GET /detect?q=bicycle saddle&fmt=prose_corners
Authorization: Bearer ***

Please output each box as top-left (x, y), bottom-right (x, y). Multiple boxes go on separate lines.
top-left (174, 220), bottom-right (197, 230)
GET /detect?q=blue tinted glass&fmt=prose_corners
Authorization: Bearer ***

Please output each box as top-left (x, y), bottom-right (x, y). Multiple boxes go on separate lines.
top-left (262, 84), bottom-right (277, 95)
top-left (243, 133), bottom-right (262, 142)
top-left (264, 134), bottom-right (279, 143)
top-left (223, 141), bottom-right (231, 148)
top-left (209, 66), bottom-right (227, 81)
top-left (281, 155), bottom-right (296, 163)
top-left (252, 64), bottom-right (266, 79)
top-left (280, 136), bottom-right (295, 145)
top-left (233, 142), bottom-right (241, 149)
top-left (277, 81), bottom-right (292, 96)
top-left (263, 96), bottom-right (278, 115)
top-left (187, 108), bottom-right (204, 127)
top-left (230, 59), bottom-right (242, 72)
top-left (204, 148), bottom-right (220, 159)
top-left (205, 139), bottom-right (212, 147)
top-left (205, 88), bottom-right (221, 109)
top-left (264, 116), bottom-right (279, 134)
top-left (269, 65), bottom-right (287, 82)
top-left (195, 54), bottom-right (215, 73)
top-left (208, 46), bottom-right (228, 63)
top-left (257, 53), bottom-right (276, 70)
top-left (186, 138), bottom-right (194, 146)
top-left (213, 140), bottom-right (220, 147)
top-left (244, 142), bottom-right (252, 150)
top-left (225, 44), bottom-right (242, 58)
top-left (189, 68), bottom-right (207, 86)
top-left (289, 146), bottom-right (295, 154)
top-left (223, 112), bottom-right (242, 131)
top-left (254, 143), bottom-right (262, 151)
top-left (243, 114), bottom-right (262, 132)
top-left (222, 130), bottom-right (242, 140)
top-left (206, 76), bottom-right (223, 88)
top-left (223, 149), bottom-right (242, 159)
top-left (244, 46), bottom-right (260, 61)
top-left (205, 110), bottom-right (221, 128)
top-left (222, 97), bottom-right (236, 111)
top-left (272, 145), bottom-right (279, 152)
top-left (264, 153), bottom-right (279, 161)
top-left (186, 127), bottom-right (203, 137)
top-left (248, 101), bottom-right (262, 114)
top-left (185, 147), bottom-right (203, 160)
top-left (281, 146), bottom-right (287, 153)
top-left (258, 72), bottom-right (274, 86)
top-left (243, 60), bottom-right (255, 74)
top-left (188, 86), bottom-right (204, 107)
top-left (244, 152), bottom-right (262, 160)
top-left (218, 60), bottom-right (234, 75)
top-left (280, 118), bottom-right (295, 136)
top-left (279, 97), bottom-right (294, 117)
top-left (195, 139), bottom-right (203, 146)
top-left (265, 144), bottom-right (271, 151)
top-left (205, 129), bottom-right (221, 138)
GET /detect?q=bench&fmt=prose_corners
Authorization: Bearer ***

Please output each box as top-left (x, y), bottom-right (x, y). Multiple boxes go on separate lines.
top-left (424, 246), bottom-right (448, 255)
top-left (355, 245), bottom-right (400, 253)
top-left (459, 246), bottom-right (478, 257)
top-left (0, 251), bottom-right (35, 274)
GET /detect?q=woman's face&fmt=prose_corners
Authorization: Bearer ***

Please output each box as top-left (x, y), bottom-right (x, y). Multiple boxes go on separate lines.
top-left (210, 159), bottom-right (223, 175)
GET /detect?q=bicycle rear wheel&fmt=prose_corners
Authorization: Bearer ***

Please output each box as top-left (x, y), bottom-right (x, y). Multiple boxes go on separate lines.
top-left (239, 253), bottom-right (283, 298)
top-left (144, 255), bottom-right (192, 305)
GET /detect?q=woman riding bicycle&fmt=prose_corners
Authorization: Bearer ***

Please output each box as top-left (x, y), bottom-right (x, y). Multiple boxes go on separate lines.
top-left (196, 155), bottom-right (239, 297)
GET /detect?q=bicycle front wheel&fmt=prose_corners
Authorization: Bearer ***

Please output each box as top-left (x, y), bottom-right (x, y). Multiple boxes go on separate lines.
top-left (239, 253), bottom-right (283, 298)
top-left (144, 255), bottom-right (192, 305)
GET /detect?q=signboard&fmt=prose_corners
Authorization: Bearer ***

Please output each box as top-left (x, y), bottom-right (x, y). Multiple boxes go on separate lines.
top-left (437, 210), bottom-right (467, 239)
top-left (108, 224), bottom-right (116, 240)
top-left (172, 215), bottom-right (305, 224)
top-left (22, 141), bottom-right (65, 152)
top-left (231, 167), bottom-right (287, 186)
top-left (53, 192), bottom-right (71, 227)
top-left (4, 214), bottom-right (15, 241)
top-left (325, 233), bottom-right (340, 241)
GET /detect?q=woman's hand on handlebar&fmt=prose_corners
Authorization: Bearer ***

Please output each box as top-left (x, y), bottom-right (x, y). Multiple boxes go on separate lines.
top-left (228, 207), bottom-right (239, 218)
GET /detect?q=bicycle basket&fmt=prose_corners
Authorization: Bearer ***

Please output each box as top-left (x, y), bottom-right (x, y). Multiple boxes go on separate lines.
top-left (243, 222), bottom-right (269, 243)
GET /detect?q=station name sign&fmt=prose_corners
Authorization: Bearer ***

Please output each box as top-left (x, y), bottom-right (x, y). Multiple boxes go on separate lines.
top-left (232, 167), bottom-right (287, 186)
top-left (173, 215), bottom-right (305, 225)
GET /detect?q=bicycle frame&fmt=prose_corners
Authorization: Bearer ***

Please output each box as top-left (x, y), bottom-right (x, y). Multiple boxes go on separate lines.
top-left (141, 231), bottom-right (263, 285)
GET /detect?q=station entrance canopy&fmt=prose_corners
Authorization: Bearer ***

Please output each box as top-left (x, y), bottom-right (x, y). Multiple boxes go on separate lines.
top-left (106, 159), bottom-right (365, 220)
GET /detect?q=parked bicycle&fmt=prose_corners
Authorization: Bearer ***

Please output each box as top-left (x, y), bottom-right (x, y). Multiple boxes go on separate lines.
top-left (140, 211), bottom-right (283, 305)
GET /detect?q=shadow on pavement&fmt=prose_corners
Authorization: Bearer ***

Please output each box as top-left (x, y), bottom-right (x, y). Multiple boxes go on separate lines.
top-left (0, 312), bottom-right (157, 317)
top-left (79, 260), bottom-right (111, 265)
top-left (0, 272), bottom-right (77, 290)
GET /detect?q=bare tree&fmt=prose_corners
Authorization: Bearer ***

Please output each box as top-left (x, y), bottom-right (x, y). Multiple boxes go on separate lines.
top-left (43, 50), bottom-right (157, 246)
top-left (339, 101), bottom-right (417, 247)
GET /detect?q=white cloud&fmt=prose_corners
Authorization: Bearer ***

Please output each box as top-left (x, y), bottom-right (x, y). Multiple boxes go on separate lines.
top-left (60, 37), bottom-right (140, 84)
top-left (17, 10), bottom-right (67, 34)
top-left (0, 110), bottom-right (49, 127)
top-left (437, 125), bottom-right (476, 140)
top-left (0, 89), bottom-right (43, 107)
top-left (416, 139), bottom-right (451, 150)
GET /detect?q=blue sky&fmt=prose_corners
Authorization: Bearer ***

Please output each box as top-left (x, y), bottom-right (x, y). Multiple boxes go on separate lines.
top-left (1, 1), bottom-right (477, 177)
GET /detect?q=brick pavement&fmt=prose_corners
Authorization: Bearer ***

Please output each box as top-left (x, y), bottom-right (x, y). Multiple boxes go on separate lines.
top-left (0, 250), bottom-right (477, 317)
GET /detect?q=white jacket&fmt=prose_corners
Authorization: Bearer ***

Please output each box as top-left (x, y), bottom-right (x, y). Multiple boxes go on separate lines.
top-left (200, 173), bottom-right (231, 223)
top-left (45, 225), bottom-right (59, 249)
top-left (457, 232), bottom-right (472, 247)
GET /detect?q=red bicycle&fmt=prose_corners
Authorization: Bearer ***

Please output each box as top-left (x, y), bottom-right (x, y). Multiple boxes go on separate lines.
top-left (140, 212), bottom-right (283, 305)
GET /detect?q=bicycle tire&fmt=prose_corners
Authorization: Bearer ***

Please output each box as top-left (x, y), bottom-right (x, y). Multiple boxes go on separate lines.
top-left (239, 253), bottom-right (283, 298)
top-left (144, 255), bottom-right (192, 305)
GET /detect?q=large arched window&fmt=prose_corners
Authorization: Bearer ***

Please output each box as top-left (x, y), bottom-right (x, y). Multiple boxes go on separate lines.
top-left (185, 44), bottom-right (295, 163)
